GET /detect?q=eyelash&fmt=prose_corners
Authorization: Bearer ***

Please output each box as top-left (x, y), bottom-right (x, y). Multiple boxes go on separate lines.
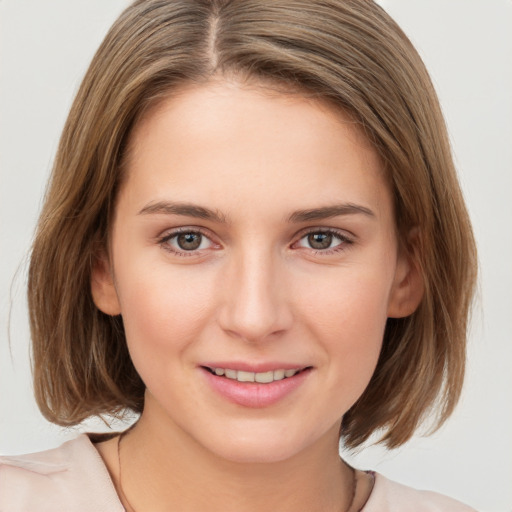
top-left (157, 227), bottom-right (354, 257)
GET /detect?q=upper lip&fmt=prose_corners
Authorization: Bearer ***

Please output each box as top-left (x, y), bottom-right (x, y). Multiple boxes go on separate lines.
top-left (200, 361), bottom-right (311, 373)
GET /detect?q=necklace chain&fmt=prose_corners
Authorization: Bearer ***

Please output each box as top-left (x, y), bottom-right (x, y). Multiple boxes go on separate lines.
top-left (117, 431), bottom-right (358, 512)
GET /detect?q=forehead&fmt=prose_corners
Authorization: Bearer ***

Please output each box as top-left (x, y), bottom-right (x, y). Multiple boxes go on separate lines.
top-left (120, 80), bottom-right (390, 221)
top-left (129, 79), bottom-right (374, 160)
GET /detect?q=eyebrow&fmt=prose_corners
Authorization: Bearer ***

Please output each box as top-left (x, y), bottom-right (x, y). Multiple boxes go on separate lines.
top-left (138, 200), bottom-right (375, 224)
top-left (288, 204), bottom-right (375, 223)
top-left (138, 201), bottom-right (228, 223)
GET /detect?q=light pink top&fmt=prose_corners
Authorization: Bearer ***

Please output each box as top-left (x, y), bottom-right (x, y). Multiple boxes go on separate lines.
top-left (0, 435), bottom-right (477, 511)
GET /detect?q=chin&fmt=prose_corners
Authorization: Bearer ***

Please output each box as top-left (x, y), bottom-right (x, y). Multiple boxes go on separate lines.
top-left (198, 422), bottom-right (325, 465)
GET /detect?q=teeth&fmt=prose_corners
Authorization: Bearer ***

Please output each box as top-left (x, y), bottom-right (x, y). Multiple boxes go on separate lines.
top-left (255, 371), bottom-right (274, 383)
top-left (225, 369), bottom-right (237, 379)
top-left (237, 370), bottom-right (255, 382)
top-left (273, 369), bottom-right (285, 381)
top-left (211, 367), bottom-right (302, 383)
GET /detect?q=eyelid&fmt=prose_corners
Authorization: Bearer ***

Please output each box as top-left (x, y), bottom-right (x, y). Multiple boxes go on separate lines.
top-left (294, 226), bottom-right (355, 242)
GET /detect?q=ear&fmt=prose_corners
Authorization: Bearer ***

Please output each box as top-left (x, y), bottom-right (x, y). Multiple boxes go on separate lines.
top-left (90, 251), bottom-right (121, 316)
top-left (387, 229), bottom-right (424, 319)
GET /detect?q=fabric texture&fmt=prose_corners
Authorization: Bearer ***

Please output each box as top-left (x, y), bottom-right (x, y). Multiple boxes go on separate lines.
top-left (0, 435), bottom-right (123, 512)
top-left (363, 473), bottom-right (477, 511)
top-left (0, 434), bottom-right (477, 511)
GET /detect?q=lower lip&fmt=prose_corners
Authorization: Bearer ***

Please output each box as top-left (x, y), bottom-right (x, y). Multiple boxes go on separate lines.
top-left (201, 368), bottom-right (311, 408)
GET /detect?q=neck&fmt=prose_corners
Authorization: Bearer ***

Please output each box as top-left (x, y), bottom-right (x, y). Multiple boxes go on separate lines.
top-left (118, 409), bottom-right (354, 512)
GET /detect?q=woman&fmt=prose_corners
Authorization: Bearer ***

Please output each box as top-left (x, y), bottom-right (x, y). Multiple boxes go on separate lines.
top-left (0, 1), bottom-right (479, 510)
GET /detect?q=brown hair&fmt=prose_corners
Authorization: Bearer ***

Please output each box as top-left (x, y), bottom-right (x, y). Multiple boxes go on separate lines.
top-left (28, 0), bottom-right (477, 448)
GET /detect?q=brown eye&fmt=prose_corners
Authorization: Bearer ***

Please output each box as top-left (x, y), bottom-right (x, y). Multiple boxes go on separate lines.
top-left (160, 229), bottom-right (216, 255)
top-left (307, 232), bottom-right (333, 250)
top-left (295, 230), bottom-right (350, 253)
top-left (177, 232), bottom-right (203, 250)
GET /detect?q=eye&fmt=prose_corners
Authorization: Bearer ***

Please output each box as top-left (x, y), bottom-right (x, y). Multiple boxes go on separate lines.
top-left (159, 229), bottom-right (215, 255)
top-left (295, 229), bottom-right (352, 253)
top-left (174, 232), bottom-right (206, 251)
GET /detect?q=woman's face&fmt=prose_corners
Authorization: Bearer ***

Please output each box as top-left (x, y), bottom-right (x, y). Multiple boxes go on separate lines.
top-left (93, 80), bottom-right (418, 463)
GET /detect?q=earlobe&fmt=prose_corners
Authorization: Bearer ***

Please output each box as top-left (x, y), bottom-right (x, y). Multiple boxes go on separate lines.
top-left (387, 232), bottom-right (424, 319)
top-left (90, 252), bottom-right (121, 316)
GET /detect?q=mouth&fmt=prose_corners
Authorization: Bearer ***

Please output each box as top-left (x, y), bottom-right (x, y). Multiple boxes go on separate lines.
top-left (201, 366), bottom-right (312, 384)
top-left (200, 364), bottom-right (313, 407)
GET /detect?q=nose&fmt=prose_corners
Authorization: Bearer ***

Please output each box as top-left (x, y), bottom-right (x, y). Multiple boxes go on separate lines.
top-left (217, 246), bottom-right (293, 343)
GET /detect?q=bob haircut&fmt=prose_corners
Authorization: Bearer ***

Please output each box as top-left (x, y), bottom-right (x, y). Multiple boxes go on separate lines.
top-left (28, 0), bottom-right (477, 449)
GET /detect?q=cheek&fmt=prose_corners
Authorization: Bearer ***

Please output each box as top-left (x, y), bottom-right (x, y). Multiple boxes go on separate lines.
top-left (299, 268), bottom-right (391, 397)
top-left (114, 257), bottom-right (216, 369)
top-left (301, 264), bottom-right (391, 338)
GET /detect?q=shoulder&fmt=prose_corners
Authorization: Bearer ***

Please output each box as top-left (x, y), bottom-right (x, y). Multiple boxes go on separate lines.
top-left (363, 472), bottom-right (478, 512)
top-left (0, 434), bottom-right (124, 512)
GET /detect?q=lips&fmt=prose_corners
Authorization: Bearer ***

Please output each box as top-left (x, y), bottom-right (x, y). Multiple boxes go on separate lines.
top-left (200, 364), bottom-right (312, 408)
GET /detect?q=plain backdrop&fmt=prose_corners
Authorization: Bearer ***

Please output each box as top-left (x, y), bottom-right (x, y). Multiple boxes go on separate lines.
top-left (1, 1), bottom-right (511, 511)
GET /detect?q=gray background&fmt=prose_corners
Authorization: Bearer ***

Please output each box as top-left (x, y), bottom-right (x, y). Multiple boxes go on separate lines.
top-left (1, 1), bottom-right (511, 510)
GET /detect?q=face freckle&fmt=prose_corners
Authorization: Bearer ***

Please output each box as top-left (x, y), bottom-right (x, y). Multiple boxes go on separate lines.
top-left (92, 79), bottom-right (415, 464)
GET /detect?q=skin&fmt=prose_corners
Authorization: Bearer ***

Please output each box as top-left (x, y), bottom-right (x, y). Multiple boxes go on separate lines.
top-left (92, 79), bottom-right (422, 512)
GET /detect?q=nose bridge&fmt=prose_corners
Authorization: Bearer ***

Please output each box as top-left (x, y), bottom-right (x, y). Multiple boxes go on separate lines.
top-left (218, 243), bottom-right (291, 341)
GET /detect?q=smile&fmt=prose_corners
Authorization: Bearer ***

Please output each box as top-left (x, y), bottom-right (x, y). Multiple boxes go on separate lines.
top-left (203, 367), bottom-right (305, 383)
top-left (201, 365), bottom-right (313, 408)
